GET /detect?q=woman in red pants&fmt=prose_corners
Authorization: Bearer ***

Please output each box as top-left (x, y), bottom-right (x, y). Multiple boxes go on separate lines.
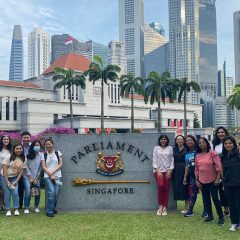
top-left (153, 135), bottom-right (174, 216)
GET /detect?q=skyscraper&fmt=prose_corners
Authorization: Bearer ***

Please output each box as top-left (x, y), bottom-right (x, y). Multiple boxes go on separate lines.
top-left (9, 25), bottom-right (24, 81)
top-left (149, 22), bottom-right (165, 36)
top-left (168, 0), bottom-right (200, 104)
top-left (234, 10), bottom-right (240, 84)
top-left (28, 28), bottom-right (50, 78)
top-left (119, 0), bottom-right (144, 77)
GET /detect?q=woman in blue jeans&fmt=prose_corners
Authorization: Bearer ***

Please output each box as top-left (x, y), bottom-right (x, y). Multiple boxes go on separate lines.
top-left (41, 138), bottom-right (63, 217)
top-left (23, 140), bottom-right (42, 214)
top-left (2, 143), bottom-right (27, 216)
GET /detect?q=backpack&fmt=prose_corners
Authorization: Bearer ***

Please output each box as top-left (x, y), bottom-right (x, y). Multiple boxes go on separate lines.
top-left (44, 151), bottom-right (60, 163)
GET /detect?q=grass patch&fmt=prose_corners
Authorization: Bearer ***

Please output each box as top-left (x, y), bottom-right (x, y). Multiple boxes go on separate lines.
top-left (0, 191), bottom-right (239, 240)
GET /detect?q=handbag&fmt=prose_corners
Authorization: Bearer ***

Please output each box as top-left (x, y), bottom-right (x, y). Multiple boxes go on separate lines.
top-left (30, 184), bottom-right (40, 197)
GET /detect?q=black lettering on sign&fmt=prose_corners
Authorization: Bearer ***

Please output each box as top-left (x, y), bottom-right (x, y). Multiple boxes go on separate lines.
top-left (87, 189), bottom-right (90, 194)
top-left (141, 154), bottom-right (150, 162)
top-left (134, 149), bottom-right (143, 158)
top-left (71, 156), bottom-right (77, 163)
top-left (100, 142), bottom-right (104, 150)
top-left (106, 142), bottom-right (113, 149)
top-left (78, 151), bottom-right (85, 159)
top-left (84, 146), bottom-right (92, 154)
top-left (92, 143), bottom-right (99, 151)
top-left (116, 142), bottom-right (125, 151)
top-left (130, 188), bottom-right (134, 194)
top-left (127, 144), bottom-right (134, 153)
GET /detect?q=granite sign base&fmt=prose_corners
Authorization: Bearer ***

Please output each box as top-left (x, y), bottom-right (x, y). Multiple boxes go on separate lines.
top-left (51, 133), bottom-right (177, 212)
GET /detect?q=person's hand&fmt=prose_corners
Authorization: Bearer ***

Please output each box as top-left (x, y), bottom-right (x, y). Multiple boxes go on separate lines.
top-left (214, 178), bottom-right (221, 186)
top-left (50, 175), bottom-right (56, 180)
top-left (33, 179), bottom-right (38, 185)
top-left (166, 170), bottom-right (172, 179)
top-left (196, 180), bottom-right (202, 190)
top-left (156, 169), bottom-right (163, 178)
top-left (183, 178), bottom-right (188, 185)
top-left (29, 178), bottom-right (33, 183)
top-left (7, 181), bottom-right (11, 189)
top-left (46, 170), bottom-right (53, 176)
top-left (12, 181), bottom-right (17, 187)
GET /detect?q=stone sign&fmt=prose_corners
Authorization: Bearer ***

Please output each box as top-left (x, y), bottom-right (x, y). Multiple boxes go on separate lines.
top-left (52, 133), bottom-right (176, 211)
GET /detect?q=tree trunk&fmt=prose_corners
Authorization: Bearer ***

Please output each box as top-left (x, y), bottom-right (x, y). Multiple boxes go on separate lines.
top-left (183, 90), bottom-right (187, 137)
top-left (68, 85), bottom-right (73, 129)
top-left (101, 78), bottom-right (104, 132)
top-left (131, 90), bottom-right (134, 133)
top-left (158, 101), bottom-right (161, 133)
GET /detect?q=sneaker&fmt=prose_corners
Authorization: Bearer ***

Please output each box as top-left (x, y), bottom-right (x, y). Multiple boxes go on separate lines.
top-left (184, 210), bottom-right (194, 217)
top-left (217, 218), bottom-right (225, 226)
top-left (229, 224), bottom-right (238, 231)
top-left (6, 210), bottom-right (11, 216)
top-left (162, 209), bottom-right (167, 216)
top-left (46, 213), bottom-right (54, 217)
top-left (14, 209), bottom-right (20, 216)
top-left (53, 210), bottom-right (58, 214)
top-left (34, 208), bottom-right (40, 213)
top-left (156, 209), bottom-right (162, 216)
top-left (224, 211), bottom-right (230, 217)
top-left (236, 224), bottom-right (240, 230)
top-left (201, 211), bottom-right (208, 218)
top-left (181, 210), bottom-right (187, 214)
top-left (204, 217), bottom-right (214, 223)
top-left (24, 209), bottom-right (30, 214)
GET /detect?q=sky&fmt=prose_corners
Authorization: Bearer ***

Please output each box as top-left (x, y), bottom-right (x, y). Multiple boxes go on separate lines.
top-left (0, 0), bottom-right (239, 80)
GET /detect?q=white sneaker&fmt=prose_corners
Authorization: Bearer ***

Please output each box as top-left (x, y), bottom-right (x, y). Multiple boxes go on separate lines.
top-left (24, 209), bottom-right (30, 214)
top-left (6, 210), bottom-right (11, 216)
top-left (34, 208), bottom-right (40, 213)
top-left (229, 224), bottom-right (237, 232)
top-left (181, 210), bottom-right (187, 214)
top-left (156, 209), bottom-right (162, 216)
top-left (14, 209), bottom-right (20, 216)
top-left (162, 208), bottom-right (168, 216)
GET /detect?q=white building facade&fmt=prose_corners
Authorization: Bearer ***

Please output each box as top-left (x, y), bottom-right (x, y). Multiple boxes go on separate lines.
top-left (234, 10), bottom-right (240, 84)
top-left (119, 0), bottom-right (144, 77)
top-left (28, 28), bottom-right (50, 78)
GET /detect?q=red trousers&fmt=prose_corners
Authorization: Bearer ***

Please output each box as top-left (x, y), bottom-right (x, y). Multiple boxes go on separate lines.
top-left (154, 172), bottom-right (171, 208)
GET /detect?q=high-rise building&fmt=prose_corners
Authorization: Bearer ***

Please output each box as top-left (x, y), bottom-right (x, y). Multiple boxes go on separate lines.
top-left (9, 25), bottom-right (24, 81)
top-left (107, 41), bottom-right (127, 74)
top-left (226, 76), bottom-right (236, 127)
top-left (119, 0), bottom-right (144, 77)
top-left (149, 22), bottom-right (165, 36)
top-left (168, 0), bottom-right (200, 104)
top-left (218, 61), bottom-right (226, 97)
top-left (28, 28), bottom-right (50, 78)
top-left (144, 24), bottom-right (168, 55)
top-left (234, 10), bottom-right (240, 84)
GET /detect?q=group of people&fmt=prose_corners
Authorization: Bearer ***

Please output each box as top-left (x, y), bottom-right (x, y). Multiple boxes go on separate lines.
top-left (0, 131), bottom-right (63, 217)
top-left (153, 126), bottom-right (240, 232)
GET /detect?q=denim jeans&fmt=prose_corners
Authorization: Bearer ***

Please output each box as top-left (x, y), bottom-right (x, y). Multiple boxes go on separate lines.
top-left (1, 177), bottom-right (19, 209)
top-left (23, 175), bottom-right (40, 209)
top-left (45, 177), bottom-right (62, 214)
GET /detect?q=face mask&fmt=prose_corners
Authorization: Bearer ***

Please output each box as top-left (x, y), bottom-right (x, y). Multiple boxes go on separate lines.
top-left (33, 146), bottom-right (41, 152)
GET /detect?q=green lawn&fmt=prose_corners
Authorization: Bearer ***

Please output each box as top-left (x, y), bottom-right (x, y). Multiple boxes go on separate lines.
top-left (0, 191), bottom-right (239, 240)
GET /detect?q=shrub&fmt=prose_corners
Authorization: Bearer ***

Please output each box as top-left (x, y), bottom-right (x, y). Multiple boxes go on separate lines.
top-left (110, 129), bottom-right (117, 133)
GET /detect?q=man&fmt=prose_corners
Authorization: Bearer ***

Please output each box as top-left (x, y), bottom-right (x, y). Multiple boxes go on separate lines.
top-left (19, 131), bottom-right (32, 209)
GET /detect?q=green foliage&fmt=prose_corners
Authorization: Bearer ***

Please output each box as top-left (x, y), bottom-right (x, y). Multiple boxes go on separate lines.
top-left (110, 129), bottom-right (117, 133)
top-left (99, 129), bottom-right (108, 133)
top-left (227, 84), bottom-right (240, 110)
top-left (87, 130), bottom-right (94, 134)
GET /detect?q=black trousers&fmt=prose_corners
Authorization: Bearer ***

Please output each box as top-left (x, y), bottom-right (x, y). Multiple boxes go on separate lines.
top-left (18, 176), bottom-right (24, 208)
top-left (224, 185), bottom-right (240, 224)
top-left (218, 182), bottom-right (228, 208)
top-left (201, 182), bottom-right (223, 219)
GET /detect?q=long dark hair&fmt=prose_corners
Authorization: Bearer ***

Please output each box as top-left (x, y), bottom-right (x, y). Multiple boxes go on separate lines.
top-left (10, 143), bottom-right (25, 162)
top-left (212, 126), bottom-right (229, 148)
top-left (0, 135), bottom-right (11, 152)
top-left (186, 135), bottom-right (197, 151)
top-left (27, 140), bottom-right (42, 160)
top-left (196, 137), bottom-right (211, 153)
top-left (222, 135), bottom-right (239, 160)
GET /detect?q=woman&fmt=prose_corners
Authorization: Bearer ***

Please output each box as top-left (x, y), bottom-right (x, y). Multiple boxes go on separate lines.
top-left (153, 135), bottom-right (174, 216)
top-left (195, 137), bottom-right (224, 226)
top-left (23, 140), bottom-right (42, 214)
top-left (173, 135), bottom-right (188, 213)
top-left (42, 138), bottom-right (63, 217)
top-left (2, 143), bottom-right (27, 216)
top-left (212, 126), bottom-right (230, 216)
top-left (183, 135), bottom-right (198, 217)
top-left (222, 136), bottom-right (240, 231)
top-left (0, 135), bottom-right (11, 210)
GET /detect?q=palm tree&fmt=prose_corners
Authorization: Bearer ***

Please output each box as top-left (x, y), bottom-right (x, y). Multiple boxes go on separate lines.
top-left (144, 71), bottom-right (178, 133)
top-left (52, 67), bottom-right (86, 129)
top-left (84, 56), bottom-right (121, 131)
top-left (177, 78), bottom-right (201, 137)
top-left (120, 73), bottom-right (144, 133)
top-left (227, 84), bottom-right (240, 110)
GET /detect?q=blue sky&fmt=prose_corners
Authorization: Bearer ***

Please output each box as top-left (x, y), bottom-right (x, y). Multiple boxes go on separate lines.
top-left (0, 0), bottom-right (239, 80)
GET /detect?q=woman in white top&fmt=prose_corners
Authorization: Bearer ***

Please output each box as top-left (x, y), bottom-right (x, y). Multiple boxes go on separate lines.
top-left (41, 138), bottom-right (63, 217)
top-left (153, 135), bottom-right (174, 216)
top-left (0, 135), bottom-right (11, 210)
top-left (212, 126), bottom-right (230, 216)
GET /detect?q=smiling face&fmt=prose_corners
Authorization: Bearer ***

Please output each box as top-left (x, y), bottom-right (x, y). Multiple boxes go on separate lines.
top-left (186, 137), bottom-right (195, 150)
top-left (224, 139), bottom-right (234, 152)
top-left (217, 128), bottom-right (226, 141)
top-left (2, 136), bottom-right (10, 147)
top-left (14, 145), bottom-right (23, 157)
top-left (22, 134), bottom-right (31, 145)
top-left (176, 136), bottom-right (185, 147)
top-left (160, 137), bottom-right (168, 147)
top-left (45, 140), bottom-right (54, 152)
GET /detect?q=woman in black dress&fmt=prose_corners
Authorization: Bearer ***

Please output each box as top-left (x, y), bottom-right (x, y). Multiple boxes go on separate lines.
top-left (173, 135), bottom-right (188, 213)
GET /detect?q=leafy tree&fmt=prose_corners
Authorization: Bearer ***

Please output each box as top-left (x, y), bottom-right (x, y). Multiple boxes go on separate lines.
top-left (193, 113), bottom-right (201, 128)
top-left (227, 84), bottom-right (240, 110)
